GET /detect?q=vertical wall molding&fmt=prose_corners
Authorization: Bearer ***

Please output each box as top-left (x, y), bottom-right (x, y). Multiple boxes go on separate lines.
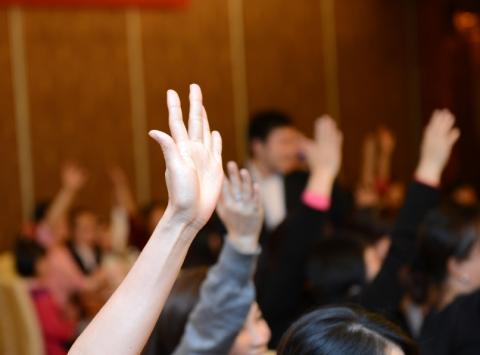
top-left (126, 8), bottom-right (151, 205)
top-left (404, 0), bottom-right (422, 145)
top-left (228, 0), bottom-right (249, 162)
top-left (8, 6), bottom-right (34, 221)
top-left (319, 0), bottom-right (341, 121)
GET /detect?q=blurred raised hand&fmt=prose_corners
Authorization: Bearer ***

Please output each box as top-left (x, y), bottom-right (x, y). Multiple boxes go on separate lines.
top-left (303, 115), bottom-right (343, 196)
top-left (217, 162), bottom-right (263, 253)
top-left (415, 109), bottom-right (460, 186)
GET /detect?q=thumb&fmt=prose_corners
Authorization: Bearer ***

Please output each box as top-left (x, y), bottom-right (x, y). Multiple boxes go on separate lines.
top-left (149, 130), bottom-right (181, 168)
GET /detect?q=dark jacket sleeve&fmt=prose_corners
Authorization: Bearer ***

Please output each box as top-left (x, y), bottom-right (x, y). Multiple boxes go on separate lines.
top-left (360, 181), bottom-right (439, 315)
top-left (257, 202), bottom-right (327, 345)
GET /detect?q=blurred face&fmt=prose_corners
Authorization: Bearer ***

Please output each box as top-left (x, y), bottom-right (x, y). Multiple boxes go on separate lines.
top-left (451, 239), bottom-right (480, 292)
top-left (229, 303), bottom-right (271, 355)
top-left (73, 212), bottom-right (98, 246)
top-left (253, 127), bottom-right (302, 174)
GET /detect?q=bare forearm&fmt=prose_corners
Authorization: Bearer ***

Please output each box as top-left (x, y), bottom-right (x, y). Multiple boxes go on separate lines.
top-left (69, 207), bottom-right (199, 355)
top-left (46, 187), bottom-right (76, 226)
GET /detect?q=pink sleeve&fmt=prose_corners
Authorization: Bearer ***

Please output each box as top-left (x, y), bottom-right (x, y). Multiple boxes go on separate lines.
top-left (302, 191), bottom-right (331, 211)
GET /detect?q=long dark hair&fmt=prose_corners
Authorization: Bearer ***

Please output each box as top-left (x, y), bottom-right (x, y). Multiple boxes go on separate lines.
top-left (142, 267), bottom-right (208, 355)
top-left (277, 305), bottom-right (418, 355)
top-left (412, 205), bottom-right (480, 303)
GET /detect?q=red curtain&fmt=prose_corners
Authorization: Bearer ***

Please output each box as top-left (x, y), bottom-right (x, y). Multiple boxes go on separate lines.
top-left (0, 0), bottom-right (188, 7)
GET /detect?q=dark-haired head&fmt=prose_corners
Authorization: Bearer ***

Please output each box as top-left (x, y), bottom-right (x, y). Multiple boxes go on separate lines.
top-left (307, 234), bottom-right (386, 306)
top-left (248, 110), bottom-right (301, 174)
top-left (143, 267), bottom-right (207, 354)
top-left (33, 201), bottom-right (51, 223)
top-left (308, 237), bottom-right (367, 305)
top-left (277, 305), bottom-right (418, 355)
top-left (14, 238), bottom-right (47, 277)
top-left (70, 207), bottom-right (99, 247)
top-left (416, 206), bottom-right (480, 306)
top-left (143, 265), bottom-right (271, 355)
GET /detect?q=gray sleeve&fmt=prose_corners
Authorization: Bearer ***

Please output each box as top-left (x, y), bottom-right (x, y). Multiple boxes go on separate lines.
top-left (172, 239), bottom-right (260, 355)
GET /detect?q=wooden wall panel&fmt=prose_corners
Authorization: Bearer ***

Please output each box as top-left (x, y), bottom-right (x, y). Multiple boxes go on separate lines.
top-left (24, 9), bottom-right (136, 218)
top-left (243, 0), bottom-right (326, 135)
top-left (335, 0), bottom-right (417, 184)
top-left (0, 10), bottom-right (23, 251)
top-left (142, 0), bottom-right (236, 200)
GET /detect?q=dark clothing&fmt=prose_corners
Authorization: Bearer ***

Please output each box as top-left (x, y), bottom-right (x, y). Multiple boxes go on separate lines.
top-left (420, 290), bottom-right (480, 355)
top-left (258, 181), bottom-right (439, 346)
top-left (66, 241), bottom-right (102, 275)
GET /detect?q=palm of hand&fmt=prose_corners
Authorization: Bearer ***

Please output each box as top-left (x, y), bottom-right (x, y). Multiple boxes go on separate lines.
top-left (150, 84), bottom-right (223, 229)
top-left (170, 142), bottom-right (223, 225)
top-left (217, 197), bottom-right (263, 237)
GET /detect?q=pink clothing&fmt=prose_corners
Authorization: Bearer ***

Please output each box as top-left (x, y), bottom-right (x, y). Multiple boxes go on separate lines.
top-left (302, 191), bottom-right (331, 211)
top-left (30, 288), bottom-right (76, 355)
top-left (44, 246), bottom-right (87, 306)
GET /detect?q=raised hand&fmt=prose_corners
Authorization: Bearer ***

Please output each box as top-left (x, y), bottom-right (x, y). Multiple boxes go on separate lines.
top-left (377, 127), bottom-right (396, 156)
top-left (149, 84), bottom-right (223, 229)
top-left (62, 162), bottom-right (88, 191)
top-left (303, 116), bottom-right (343, 195)
top-left (415, 109), bottom-right (460, 186)
top-left (217, 162), bottom-right (263, 253)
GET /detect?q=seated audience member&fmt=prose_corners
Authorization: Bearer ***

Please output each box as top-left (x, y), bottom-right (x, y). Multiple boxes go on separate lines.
top-left (259, 110), bottom-right (459, 345)
top-left (144, 161), bottom-right (270, 355)
top-left (67, 208), bottom-right (103, 275)
top-left (15, 239), bottom-right (78, 355)
top-left (277, 305), bottom-right (418, 355)
top-left (68, 84), bottom-right (224, 355)
top-left (30, 163), bottom-right (88, 249)
top-left (247, 111), bottom-right (351, 239)
top-left (247, 111), bottom-right (304, 231)
top-left (417, 205), bottom-right (480, 354)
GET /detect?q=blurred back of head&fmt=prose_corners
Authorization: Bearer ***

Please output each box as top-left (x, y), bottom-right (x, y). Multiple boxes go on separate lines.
top-left (14, 238), bottom-right (46, 277)
top-left (277, 305), bottom-right (417, 355)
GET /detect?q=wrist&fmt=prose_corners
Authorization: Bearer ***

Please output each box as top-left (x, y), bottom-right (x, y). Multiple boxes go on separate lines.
top-left (415, 161), bottom-right (441, 187)
top-left (307, 170), bottom-right (335, 196)
top-left (157, 205), bottom-right (203, 242)
top-left (227, 233), bottom-right (259, 254)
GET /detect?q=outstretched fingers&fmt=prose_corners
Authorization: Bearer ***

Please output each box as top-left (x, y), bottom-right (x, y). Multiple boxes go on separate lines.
top-left (188, 84), bottom-right (204, 142)
top-left (167, 90), bottom-right (189, 144)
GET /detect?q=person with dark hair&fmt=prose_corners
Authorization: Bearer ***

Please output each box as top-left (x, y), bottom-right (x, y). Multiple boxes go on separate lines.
top-left (66, 208), bottom-right (103, 275)
top-left (259, 109), bottom-right (459, 345)
top-left (417, 205), bottom-right (480, 354)
top-left (14, 238), bottom-right (79, 355)
top-left (32, 163), bottom-right (88, 249)
top-left (277, 305), bottom-right (418, 355)
top-left (144, 161), bottom-right (271, 354)
top-left (247, 110), bottom-right (304, 231)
